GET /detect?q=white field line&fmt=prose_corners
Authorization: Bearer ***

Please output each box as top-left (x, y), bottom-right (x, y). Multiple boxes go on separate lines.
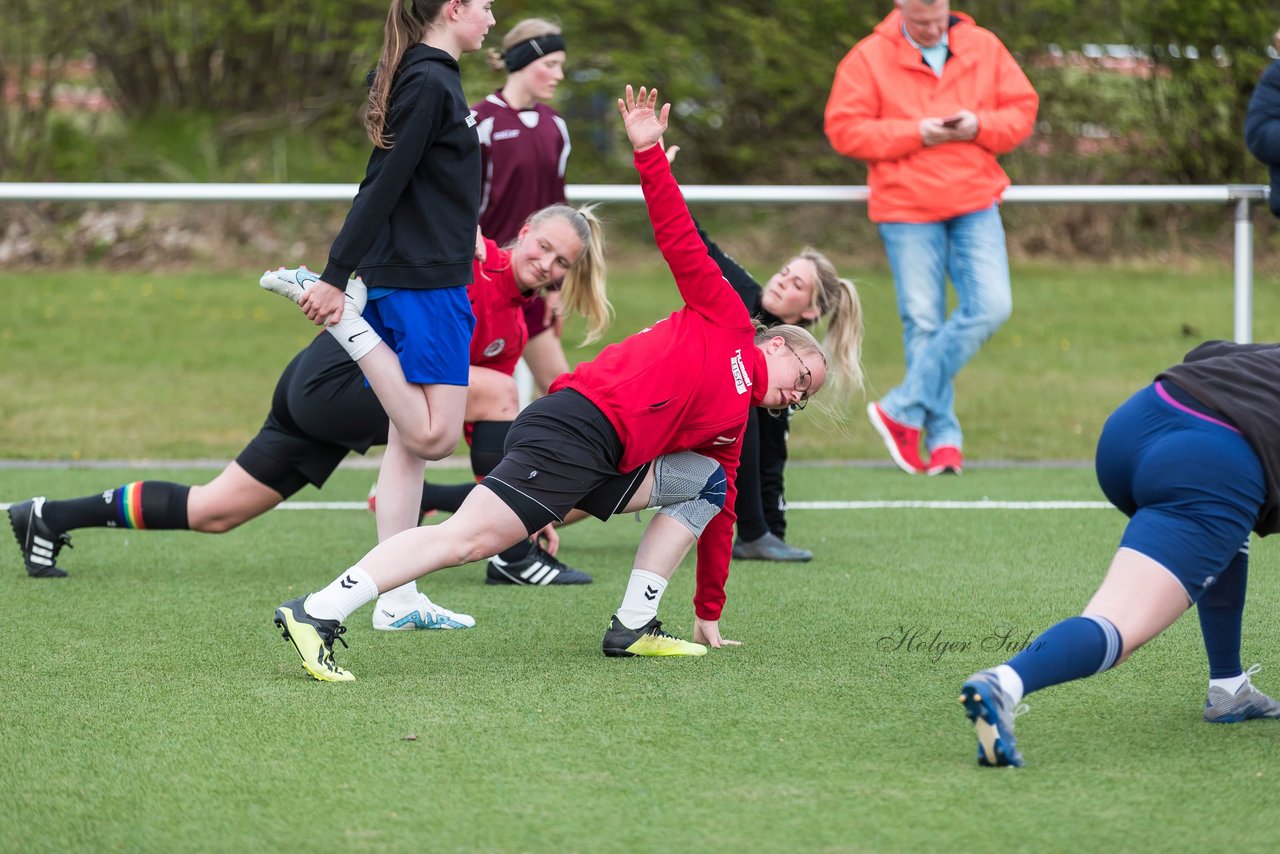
top-left (0, 496), bottom-right (1116, 512)
top-left (261, 499), bottom-right (1112, 512)
top-left (789, 500), bottom-right (1111, 510)
top-left (0, 499), bottom-right (1112, 512)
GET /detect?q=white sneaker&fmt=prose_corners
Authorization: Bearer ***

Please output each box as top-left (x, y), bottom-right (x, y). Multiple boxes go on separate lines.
top-left (371, 593), bottom-right (475, 631)
top-left (260, 266), bottom-right (367, 314)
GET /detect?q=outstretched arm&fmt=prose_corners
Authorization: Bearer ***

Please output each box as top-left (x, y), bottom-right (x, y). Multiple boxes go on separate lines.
top-left (618, 86), bottom-right (749, 326)
top-left (666, 144), bottom-right (763, 311)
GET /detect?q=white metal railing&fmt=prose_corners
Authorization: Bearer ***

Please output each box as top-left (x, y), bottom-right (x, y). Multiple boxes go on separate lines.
top-left (0, 181), bottom-right (1269, 342)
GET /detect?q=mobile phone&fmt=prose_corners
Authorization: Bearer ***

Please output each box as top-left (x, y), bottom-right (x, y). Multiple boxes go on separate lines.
top-left (941, 116), bottom-right (962, 128)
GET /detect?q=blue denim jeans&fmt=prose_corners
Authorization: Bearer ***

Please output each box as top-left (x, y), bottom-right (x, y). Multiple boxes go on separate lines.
top-left (876, 204), bottom-right (1012, 451)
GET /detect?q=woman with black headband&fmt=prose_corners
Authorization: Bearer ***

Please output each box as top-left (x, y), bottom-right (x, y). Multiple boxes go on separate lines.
top-left (472, 18), bottom-right (574, 398)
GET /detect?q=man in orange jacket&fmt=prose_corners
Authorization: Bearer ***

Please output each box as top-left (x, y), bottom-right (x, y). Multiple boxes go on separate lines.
top-left (825, 0), bottom-right (1037, 475)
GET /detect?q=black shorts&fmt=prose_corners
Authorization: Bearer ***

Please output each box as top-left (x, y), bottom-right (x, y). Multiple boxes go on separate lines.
top-left (236, 335), bottom-right (389, 498)
top-left (482, 389), bottom-right (650, 533)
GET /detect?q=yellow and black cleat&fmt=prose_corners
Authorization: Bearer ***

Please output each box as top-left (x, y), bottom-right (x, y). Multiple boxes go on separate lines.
top-left (602, 615), bottom-right (707, 658)
top-left (274, 597), bottom-right (355, 682)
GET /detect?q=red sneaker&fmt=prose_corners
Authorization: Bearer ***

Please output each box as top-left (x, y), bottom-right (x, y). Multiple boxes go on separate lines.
top-left (866, 402), bottom-right (926, 474)
top-left (926, 445), bottom-right (964, 476)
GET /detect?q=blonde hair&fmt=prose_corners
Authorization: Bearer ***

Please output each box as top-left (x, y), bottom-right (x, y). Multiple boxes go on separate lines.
top-left (487, 18), bottom-right (563, 73)
top-left (365, 0), bottom-right (456, 149)
top-left (792, 248), bottom-right (864, 396)
top-left (754, 324), bottom-right (829, 403)
top-left (755, 323), bottom-right (827, 358)
top-left (522, 204), bottom-right (612, 344)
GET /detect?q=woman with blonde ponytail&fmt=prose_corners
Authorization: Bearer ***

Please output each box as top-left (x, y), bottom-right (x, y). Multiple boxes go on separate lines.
top-left (671, 142), bottom-right (864, 563)
top-left (277, 0), bottom-right (497, 632)
top-left (414, 203), bottom-right (612, 585)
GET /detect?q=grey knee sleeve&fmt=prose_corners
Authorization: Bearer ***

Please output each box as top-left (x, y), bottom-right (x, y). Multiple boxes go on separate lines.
top-left (648, 452), bottom-right (727, 538)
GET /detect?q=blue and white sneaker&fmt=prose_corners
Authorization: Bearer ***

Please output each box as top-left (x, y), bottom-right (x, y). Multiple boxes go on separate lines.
top-left (372, 593), bottom-right (475, 632)
top-left (1204, 664), bottom-right (1280, 723)
top-left (260, 266), bottom-right (367, 313)
top-left (960, 670), bottom-right (1028, 767)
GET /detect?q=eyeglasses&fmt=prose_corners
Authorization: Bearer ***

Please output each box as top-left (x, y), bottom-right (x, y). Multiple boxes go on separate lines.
top-left (784, 343), bottom-right (813, 412)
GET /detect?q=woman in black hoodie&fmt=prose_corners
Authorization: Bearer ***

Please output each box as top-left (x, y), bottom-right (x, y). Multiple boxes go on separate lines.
top-left (285, 0), bottom-right (495, 620)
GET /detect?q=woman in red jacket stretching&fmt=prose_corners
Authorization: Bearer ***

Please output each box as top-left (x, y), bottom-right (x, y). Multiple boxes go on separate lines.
top-left (272, 85), bottom-right (831, 682)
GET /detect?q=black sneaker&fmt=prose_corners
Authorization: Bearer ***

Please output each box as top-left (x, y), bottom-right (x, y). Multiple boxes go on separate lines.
top-left (9, 497), bottom-right (72, 578)
top-left (486, 542), bottom-right (593, 585)
top-left (602, 615), bottom-right (707, 657)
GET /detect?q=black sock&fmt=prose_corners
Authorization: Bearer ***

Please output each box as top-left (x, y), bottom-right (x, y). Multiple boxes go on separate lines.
top-left (420, 481), bottom-right (475, 515)
top-left (470, 421), bottom-right (510, 478)
top-left (498, 538), bottom-right (536, 563)
top-left (43, 482), bottom-right (191, 532)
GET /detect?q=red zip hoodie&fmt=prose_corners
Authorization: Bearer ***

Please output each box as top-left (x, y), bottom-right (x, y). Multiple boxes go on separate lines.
top-left (552, 144), bottom-right (764, 621)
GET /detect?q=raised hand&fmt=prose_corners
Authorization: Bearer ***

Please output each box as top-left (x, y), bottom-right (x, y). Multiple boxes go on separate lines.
top-left (617, 85), bottom-right (670, 153)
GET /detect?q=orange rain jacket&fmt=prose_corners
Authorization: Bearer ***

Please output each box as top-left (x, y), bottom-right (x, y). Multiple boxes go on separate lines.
top-left (824, 10), bottom-right (1038, 223)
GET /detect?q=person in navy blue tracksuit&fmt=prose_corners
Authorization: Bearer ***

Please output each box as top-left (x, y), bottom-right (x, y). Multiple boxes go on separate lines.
top-left (1246, 54), bottom-right (1280, 218)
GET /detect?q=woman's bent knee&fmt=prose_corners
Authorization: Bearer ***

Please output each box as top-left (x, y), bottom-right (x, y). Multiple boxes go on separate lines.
top-left (401, 426), bottom-right (464, 461)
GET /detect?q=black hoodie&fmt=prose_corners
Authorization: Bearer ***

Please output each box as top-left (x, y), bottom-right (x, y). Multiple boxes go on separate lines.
top-left (321, 44), bottom-right (480, 291)
top-left (1160, 340), bottom-right (1280, 535)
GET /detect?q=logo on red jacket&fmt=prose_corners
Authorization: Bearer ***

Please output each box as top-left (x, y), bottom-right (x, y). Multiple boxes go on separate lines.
top-left (730, 349), bottom-right (751, 395)
top-left (483, 338), bottom-right (506, 357)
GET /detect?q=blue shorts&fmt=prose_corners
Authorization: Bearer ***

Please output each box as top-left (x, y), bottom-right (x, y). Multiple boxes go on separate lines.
top-left (364, 287), bottom-right (474, 386)
top-left (1094, 382), bottom-right (1264, 601)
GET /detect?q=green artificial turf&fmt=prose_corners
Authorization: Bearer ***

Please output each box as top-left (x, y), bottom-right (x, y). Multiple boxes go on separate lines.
top-left (2, 466), bottom-right (1277, 851)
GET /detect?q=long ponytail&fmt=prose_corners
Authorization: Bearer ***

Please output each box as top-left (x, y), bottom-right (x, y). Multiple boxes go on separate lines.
top-left (797, 247), bottom-right (864, 396)
top-left (365, 0), bottom-right (451, 148)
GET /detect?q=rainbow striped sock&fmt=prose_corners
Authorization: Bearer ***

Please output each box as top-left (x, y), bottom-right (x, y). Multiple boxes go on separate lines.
top-left (41, 481), bottom-right (192, 533)
top-left (112, 482), bottom-right (148, 529)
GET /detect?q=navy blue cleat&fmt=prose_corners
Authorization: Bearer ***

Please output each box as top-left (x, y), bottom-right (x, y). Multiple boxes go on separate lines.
top-left (960, 671), bottom-right (1027, 768)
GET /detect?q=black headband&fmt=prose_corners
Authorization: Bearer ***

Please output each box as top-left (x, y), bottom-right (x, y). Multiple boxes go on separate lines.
top-left (503, 34), bottom-right (567, 72)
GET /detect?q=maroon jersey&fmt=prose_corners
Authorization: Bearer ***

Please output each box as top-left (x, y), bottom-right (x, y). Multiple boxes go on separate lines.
top-left (468, 237), bottom-right (529, 377)
top-left (472, 91), bottom-right (570, 244)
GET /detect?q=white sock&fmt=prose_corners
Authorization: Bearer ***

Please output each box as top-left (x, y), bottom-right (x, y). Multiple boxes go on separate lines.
top-left (376, 580), bottom-right (422, 611)
top-left (992, 664), bottom-right (1025, 705)
top-left (304, 566), bottom-right (379, 622)
top-left (326, 297), bottom-right (381, 361)
top-left (1210, 673), bottom-right (1249, 694)
top-left (346, 278), bottom-right (368, 313)
top-left (615, 569), bottom-right (668, 630)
